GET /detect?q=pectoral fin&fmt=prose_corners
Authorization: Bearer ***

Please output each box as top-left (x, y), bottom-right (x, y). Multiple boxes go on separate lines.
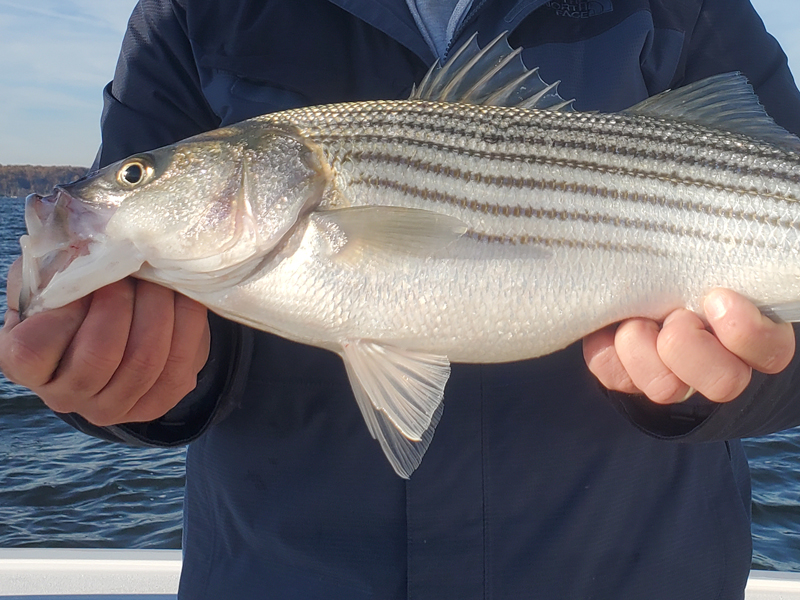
top-left (341, 340), bottom-right (450, 478)
top-left (313, 206), bottom-right (467, 259)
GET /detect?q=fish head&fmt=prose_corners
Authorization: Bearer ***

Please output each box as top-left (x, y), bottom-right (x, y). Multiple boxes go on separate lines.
top-left (19, 122), bottom-right (331, 317)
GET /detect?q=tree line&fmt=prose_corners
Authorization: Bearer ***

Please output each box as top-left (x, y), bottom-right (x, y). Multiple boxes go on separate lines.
top-left (0, 165), bottom-right (88, 198)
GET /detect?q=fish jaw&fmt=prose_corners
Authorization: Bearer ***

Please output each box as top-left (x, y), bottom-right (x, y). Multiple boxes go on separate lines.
top-left (20, 189), bottom-right (144, 318)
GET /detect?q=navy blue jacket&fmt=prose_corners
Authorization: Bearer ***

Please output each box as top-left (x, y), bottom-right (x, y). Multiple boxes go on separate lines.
top-left (61, 0), bottom-right (800, 598)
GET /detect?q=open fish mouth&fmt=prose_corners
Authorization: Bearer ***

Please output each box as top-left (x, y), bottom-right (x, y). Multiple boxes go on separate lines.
top-left (19, 188), bottom-right (142, 318)
top-left (21, 190), bottom-right (92, 312)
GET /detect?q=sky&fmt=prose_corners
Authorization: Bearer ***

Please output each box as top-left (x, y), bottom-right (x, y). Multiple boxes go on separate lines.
top-left (0, 1), bottom-right (798, 166)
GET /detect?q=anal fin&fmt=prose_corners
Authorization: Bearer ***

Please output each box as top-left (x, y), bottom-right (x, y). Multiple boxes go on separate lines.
top-left (341, 340), bottom-right (450, 478)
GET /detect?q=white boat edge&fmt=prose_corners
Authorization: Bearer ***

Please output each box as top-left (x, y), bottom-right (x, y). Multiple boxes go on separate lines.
top-left (0, 548), bottom-right (181, 598)
top-left (1, 548), bottom-right (800, 598)
top-left (748, 569), bottom-right (800, 599)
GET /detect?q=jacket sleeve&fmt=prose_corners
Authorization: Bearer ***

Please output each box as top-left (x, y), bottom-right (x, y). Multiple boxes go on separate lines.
top-left (95, 0), bottom-right (220, 166)
top-left (57, 0), bottom-right (253, 447)
top-left (612, 0), bottom-right (800, 442)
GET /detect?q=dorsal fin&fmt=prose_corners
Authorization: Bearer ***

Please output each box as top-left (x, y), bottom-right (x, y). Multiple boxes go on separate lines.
top-left (624, 72), bottom-right (800, 152)
top-left (410, 31), bottom-right (574, 111)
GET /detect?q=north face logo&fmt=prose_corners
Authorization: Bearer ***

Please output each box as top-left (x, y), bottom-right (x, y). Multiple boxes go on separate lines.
top-left (545, 0), bottom-right (613, 18)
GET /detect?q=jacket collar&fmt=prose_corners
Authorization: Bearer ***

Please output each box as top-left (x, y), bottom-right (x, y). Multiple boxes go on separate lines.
top-left (326, 0), bottom-right (552, 63)
top-left (328, 0), bottom-right (434, 62)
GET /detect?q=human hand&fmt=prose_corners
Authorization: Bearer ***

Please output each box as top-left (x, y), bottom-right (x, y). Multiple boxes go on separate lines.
top-left (582, 289), bottom-right (795, 404)
top-left (0, 258), bottom-right (210, 425)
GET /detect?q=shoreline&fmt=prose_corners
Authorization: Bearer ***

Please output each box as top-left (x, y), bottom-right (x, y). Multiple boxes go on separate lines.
top-left (0, 164), bottom-right (87, 197)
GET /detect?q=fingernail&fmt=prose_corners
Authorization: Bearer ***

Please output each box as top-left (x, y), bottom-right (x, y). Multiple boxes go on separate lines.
top-left (705, 292), bottom-right (728, 321)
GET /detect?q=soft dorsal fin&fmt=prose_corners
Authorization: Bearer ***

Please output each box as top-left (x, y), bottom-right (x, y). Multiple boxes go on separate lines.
top-left (410, 31), bottom-right (574, 111)
top-left (624, 72), bottom-right (800, 152)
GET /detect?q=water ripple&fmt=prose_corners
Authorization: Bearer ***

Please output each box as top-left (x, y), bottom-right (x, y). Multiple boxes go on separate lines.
top-left (744, 428), bottom-right (800, 571)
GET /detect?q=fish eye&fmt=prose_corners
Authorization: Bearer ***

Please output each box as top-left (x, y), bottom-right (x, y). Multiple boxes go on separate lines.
top-left (116, 159), bottom-right (153, 187)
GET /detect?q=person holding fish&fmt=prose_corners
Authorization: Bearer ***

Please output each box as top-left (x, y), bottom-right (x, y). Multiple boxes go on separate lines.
top-left (3, 0), bottom-right (800, 597)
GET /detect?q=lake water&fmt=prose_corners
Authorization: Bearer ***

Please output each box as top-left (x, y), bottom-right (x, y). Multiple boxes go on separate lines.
top-left (1, 195), bottom-right (799, 570)
top-left (0, 196), bottom-right (184, 549)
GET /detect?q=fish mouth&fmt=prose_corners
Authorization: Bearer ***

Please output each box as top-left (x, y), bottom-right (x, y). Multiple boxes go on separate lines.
top-left (19, 188), bottom-right (131, 318)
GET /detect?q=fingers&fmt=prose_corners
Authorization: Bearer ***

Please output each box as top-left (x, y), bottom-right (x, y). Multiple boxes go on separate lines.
top-left (655, 307), bottom-right (752, 403)
top-left (55, 282), bottom-right (209, 427)
top-left (582, 324), bottom-right (639, 395)
top-left (69, 280), bottom-right (176, 425)
top-left (615, 317), bottom-right (695, 404)
top-left (6, 258), bottom-right (21, 311)
top-left (121, 292), bottom-right (209, 423)
top-left (44, 280), bottom-right (137, 403)
top-left (0, 297), bottom-right (91, 387)
top-left (0, 274), bottom-right (210, 427)
top-left (584, 289), bottom-right (796, 405)
top-left (704, 289), bottom-right (794, 374)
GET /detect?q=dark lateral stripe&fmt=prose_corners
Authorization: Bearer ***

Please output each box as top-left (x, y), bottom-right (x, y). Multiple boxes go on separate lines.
top-left (301, 103), bottom-right (800, 182)
top-left (464, 225), bottom-right (785, 256)
top-left (464, 229), bottom-right (672, 257)
top-left (349, 149), bottom-right (800, 216)
top-left (334, 137), bottom-right (800, 200)
top-left (462, 230), bottom-right (765, 259)
top-left (353, 175), bottom-right (799, 250)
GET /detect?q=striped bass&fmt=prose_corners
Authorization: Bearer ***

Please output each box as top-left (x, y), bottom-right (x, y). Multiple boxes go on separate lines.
top-left (19, 34), bottom-right (800, 477)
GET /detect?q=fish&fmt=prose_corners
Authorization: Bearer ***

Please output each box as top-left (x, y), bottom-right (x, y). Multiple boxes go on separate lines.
top-left (18, 33), bottom-right (800, 478)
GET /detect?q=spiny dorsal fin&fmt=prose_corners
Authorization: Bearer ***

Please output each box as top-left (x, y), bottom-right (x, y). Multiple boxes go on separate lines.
top-left (410, 31), bottom-right (574, 112)
top-left (625, 73), bottom-right (800, 152)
